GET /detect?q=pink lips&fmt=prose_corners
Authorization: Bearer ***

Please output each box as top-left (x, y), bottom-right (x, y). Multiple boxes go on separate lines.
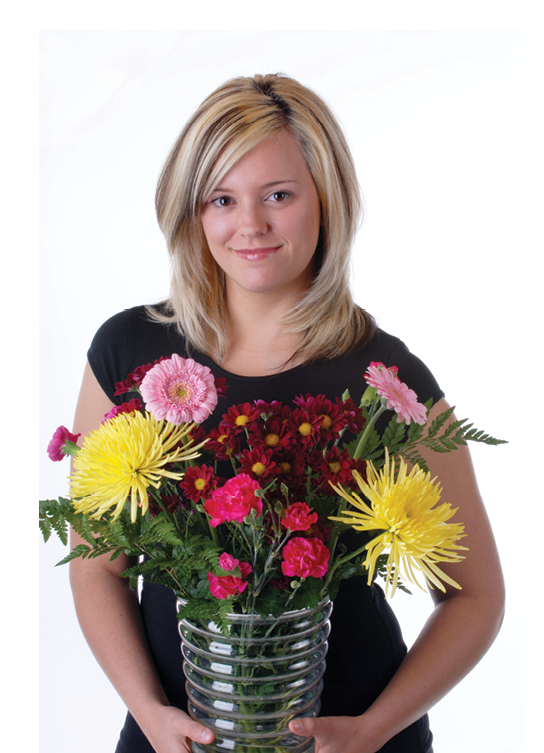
top-left (233, 246), bottom-right (281, 261)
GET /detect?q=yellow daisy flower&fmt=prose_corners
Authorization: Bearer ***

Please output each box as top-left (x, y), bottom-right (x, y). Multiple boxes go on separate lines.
top-left (71, 411), bottom-right (204, 522)
top-left (330, 450), bottom-right (467, 597)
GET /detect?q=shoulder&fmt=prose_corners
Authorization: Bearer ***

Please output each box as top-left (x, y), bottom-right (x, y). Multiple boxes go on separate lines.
top-left (358, 328), bottom-right (445, 405)
top-left (302, 328), bottom-right (444, 407)
top-left (87, 304), bottom-right (188, 403)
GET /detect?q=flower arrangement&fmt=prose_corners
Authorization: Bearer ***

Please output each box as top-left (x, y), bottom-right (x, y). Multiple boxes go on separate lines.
top-left (40, 356), bottom-right (505, 629)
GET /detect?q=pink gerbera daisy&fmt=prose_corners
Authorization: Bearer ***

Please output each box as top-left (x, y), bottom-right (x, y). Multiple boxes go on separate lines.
top-left (364, 363), bottom-right (427, 425)
top-left (140, 354), bottom-right (218, 425)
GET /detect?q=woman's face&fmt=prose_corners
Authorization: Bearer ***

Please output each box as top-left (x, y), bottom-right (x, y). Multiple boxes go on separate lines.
top-left (200, 130), bottom-right (321, 302)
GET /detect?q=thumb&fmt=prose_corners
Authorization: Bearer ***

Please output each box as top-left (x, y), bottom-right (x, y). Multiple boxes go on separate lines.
top-left (186, 720), bottom-right (215, 745)
top-left (289, 717), bottom-right (318, 737)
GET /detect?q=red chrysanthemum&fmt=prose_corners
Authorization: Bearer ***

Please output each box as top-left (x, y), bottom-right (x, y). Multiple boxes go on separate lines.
top-left (294, 394), bottom-right (348, 442)
top-left (336, 396), bottom-right (366, 433)
top-left (318, 446), bottom-right (358, 487)
top-left (113, 358), bottom-right (167, 396)
top-left (247, 416), bottom-right (291, 453)
top-left (206, 425), bottom-right (241, 461)
top-left (239, 447), bottom-right (277, 481)
top-left (274, 448), bottom-right (307, 490)
top-left (179, 464), bottom-right (217, 502)
top-left (102, 398), bottom-right (142, 423)
top-left (214, 377), bottom-right (228, 398)
top-left (147, 494), bottom-right (187, 518)
top-left (284, 408), bottom-right (322, 448)
top-left (221, 403), bottom-right (261, 434)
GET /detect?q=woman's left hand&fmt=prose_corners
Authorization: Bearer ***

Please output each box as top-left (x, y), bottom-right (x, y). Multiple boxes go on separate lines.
top-left (289, 716), bottom-right (382, 753)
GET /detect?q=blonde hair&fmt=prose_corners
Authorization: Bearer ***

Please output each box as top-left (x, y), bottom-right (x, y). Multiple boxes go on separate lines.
top-left (153, 73), bottom-right (375, 364)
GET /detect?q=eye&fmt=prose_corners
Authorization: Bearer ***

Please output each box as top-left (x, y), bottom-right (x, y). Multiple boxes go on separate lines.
top-left (211, 196), bottom-right (233, 207)
top-left (268, 191), bottom-right (290, 202)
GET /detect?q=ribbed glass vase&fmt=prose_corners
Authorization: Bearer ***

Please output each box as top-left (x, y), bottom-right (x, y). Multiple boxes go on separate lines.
top-left (177, 598), bottom-right (332, 753)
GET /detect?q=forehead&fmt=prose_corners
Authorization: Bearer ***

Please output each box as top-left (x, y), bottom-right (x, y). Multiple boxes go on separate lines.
top-left (209, 131), bottom-right (311, 191)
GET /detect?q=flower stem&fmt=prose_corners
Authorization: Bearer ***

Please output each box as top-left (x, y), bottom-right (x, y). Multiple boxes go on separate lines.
top-left (352, 403), bottom-right (387, 460)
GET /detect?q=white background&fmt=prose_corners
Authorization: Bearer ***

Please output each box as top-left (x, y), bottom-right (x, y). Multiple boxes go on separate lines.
top-left (35, 28), bottom-right (539, 753)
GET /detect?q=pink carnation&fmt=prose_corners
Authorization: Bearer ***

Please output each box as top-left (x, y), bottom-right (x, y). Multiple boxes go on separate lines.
top-left (218, 553), bottom-right (252, 578)
top-left (281, 537), bottom-right (330, 579)
top-left (207, 572), bottom-right (249, 599)
top-left (204, 474), bottom-right (262, 528)
top-left (281, 502), bottom-right (318, 532)
top-left (364, 363), bottom-right (427, 425)
top-left (47, 426), bottom-right (81, 462)
top-left (140, 354), bottom-right (218, 425)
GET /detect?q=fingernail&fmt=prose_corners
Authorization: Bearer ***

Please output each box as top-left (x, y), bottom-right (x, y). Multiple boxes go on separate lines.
top-left (291, 720), bottom-right (303, 733)
top-left (201, 730), bottom-right (214, 742)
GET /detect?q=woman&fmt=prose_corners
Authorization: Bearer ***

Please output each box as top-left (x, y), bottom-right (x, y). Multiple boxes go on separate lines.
top-left (69, 74), bottom-right (505, 753)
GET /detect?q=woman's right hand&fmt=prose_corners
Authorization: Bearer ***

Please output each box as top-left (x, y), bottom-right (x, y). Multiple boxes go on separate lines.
top-left (139, 705), bottom-right (214, 753)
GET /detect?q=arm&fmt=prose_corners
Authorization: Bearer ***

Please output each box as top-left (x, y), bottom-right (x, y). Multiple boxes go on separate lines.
top-left (69, 362), bottom-right (214, 753)
top-left (290, 398), bottom-right (505, 752)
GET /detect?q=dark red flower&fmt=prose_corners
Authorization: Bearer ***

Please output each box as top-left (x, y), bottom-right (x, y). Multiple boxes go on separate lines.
top-left (318, 446), bottom-right (357, 487)
top-left (239, 447), bottom-right (277, 481)
top-left (284, 408), bottom-right (322, 449)
top-left (294, 394), bottom-right (348, 442)
top-left (179, 464), bottom-right (217, 502)
top-left (221, 403), bottom-right (261, 434)
top-left (147, 493), bottom-right (187, 518)
top-left (274, 448), bottom-right (307, 490)
top-left (247, 416), bottom-right (291, 452)
top-left (336, 396), bottom-right (366, 433)
top-left (102, 398), bottom-right (142, 423)
top-left (253, 399), bottom-right (284, 420)
top-left (113, 358), bottom-right (167, 396)
top-left (206, 425), bottom-right (241, 461)
top-left (214, 376), bottom-right (228, 398)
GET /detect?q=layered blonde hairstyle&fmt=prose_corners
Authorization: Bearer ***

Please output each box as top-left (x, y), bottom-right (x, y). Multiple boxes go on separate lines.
top-left (153, 73), bottom-right (375, 365)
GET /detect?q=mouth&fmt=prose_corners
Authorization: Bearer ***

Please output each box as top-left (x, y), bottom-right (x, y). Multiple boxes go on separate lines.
top-left (232, 246), bottom-right (281, 261)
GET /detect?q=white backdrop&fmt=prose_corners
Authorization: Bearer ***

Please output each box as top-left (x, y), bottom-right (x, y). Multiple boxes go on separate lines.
top-left (39, 31), bottom-right (534, 753)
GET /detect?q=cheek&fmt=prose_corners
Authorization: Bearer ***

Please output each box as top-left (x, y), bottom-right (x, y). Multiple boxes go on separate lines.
top-left (200, 210), bottom-right (227, 248)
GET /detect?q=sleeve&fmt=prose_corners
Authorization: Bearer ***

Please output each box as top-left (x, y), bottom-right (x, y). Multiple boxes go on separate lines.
top-left (87, 309), bottom-right (134, 404)
top-left (384, 338), bottom-right (445, 407)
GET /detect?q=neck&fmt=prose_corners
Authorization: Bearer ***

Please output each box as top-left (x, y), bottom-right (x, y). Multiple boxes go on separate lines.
top-left (219, 287), bottom-right (306, 376)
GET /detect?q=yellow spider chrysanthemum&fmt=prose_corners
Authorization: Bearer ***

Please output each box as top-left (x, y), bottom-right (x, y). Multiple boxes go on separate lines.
top-left (330, 450), bottom-right (467, 597)
top-left (71, 411), bottom-right (204, 522)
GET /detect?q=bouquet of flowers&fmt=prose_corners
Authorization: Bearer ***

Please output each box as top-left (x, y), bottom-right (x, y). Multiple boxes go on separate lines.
top-left (40, 355), bottom-right (505, 628)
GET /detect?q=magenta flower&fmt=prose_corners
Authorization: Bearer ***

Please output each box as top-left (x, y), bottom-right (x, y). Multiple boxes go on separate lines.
top-left (140, 354), bottom-right (218, 425)
top-left (364, 363), bottom-right (427, 425)
top-left (204, 474), bottom-right (262, 527)
top-left (47, 426), bottom-right (81, 462)
top-left (207, 572), bottom-right (249, 599)
top-left (218, 553), bottom-right (253, 578)
top-left (281, 536), bottom-right (330, 579)
top-left (281, 502), bottom-right (318, 532)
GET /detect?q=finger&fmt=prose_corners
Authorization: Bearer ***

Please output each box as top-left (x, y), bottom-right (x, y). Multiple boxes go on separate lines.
top-left (289, 718), bottom-right (317, 738)
top-left (184, 719), bottom-right (215, 745)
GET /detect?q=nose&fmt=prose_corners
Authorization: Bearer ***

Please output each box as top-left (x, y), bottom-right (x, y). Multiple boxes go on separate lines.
top-left (237, 201), bottom-right (268, 239)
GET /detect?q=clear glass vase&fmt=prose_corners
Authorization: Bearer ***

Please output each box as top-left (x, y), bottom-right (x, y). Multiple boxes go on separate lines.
top-left (177, 598), bottom-right (332, 753)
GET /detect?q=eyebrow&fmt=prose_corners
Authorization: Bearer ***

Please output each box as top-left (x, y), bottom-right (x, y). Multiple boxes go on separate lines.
top-left (210, 179), bottom-right (299, 193)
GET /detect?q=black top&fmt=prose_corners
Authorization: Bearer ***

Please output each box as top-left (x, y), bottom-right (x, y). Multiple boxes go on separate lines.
top-left (88, 305), bottom-right (442, 753)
